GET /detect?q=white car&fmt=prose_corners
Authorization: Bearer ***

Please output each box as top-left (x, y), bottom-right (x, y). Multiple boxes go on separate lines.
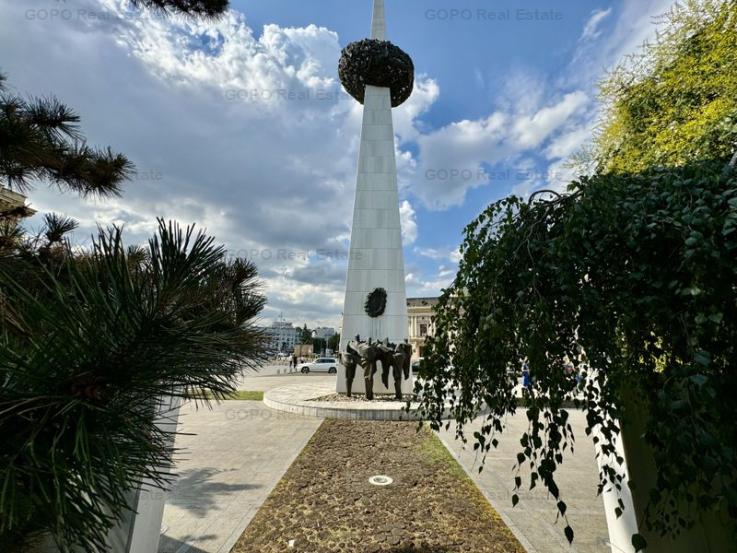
top-left (300, 357), bottom-right (338, 374)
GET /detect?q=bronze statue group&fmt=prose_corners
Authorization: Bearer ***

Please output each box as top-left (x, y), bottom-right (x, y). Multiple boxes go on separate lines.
top-left (338, 336), bottom-right (412, 400)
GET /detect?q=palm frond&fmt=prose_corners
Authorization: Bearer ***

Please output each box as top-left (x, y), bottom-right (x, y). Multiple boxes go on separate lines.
top-left (0, 220), bottom-right (266, 551)
top-left (43, 213), bottom-right (79, 244)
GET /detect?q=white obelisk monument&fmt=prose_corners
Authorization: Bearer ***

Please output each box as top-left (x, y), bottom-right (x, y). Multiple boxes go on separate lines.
top-left (337, 0), bottom-right (412, 395)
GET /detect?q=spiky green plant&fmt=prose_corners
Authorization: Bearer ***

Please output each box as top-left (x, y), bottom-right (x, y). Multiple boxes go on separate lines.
top-left (0, 220), bottom-right (266, 552)
top-left (0, 3), bottom-right (258, 548)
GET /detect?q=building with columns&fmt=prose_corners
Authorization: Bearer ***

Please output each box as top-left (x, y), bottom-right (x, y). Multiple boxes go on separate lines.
top-left (0, 187), bottom-right (36, 221)
top-left (406, 297), bottom-right (439, 359)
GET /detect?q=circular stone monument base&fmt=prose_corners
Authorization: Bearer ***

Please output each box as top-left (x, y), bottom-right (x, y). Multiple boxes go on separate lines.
top-left (263, 382), bottom-right (432, 421)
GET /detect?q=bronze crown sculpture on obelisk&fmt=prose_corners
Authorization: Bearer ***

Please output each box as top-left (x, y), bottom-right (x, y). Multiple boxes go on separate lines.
top-left (337, 0), bottom-right (414, 400)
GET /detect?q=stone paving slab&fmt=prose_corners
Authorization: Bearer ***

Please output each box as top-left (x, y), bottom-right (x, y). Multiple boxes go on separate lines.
top-left (438, 411), bottom-right (610, 553)
top-left (158, 400), bottom-right (323, 553)
top-left (234, 371), bottom-right (334, 392)
top-left (161, 370), bottom-right (609, 553)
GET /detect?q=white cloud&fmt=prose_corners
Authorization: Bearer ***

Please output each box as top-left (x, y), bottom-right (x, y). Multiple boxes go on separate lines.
top-left (437, 265), bottom-right (455, 279)
top-left (0, 0), bottom-right (448, 327)
top-left (511, 91), bottom-right (589, 149)
top-left (580, 8), bottom-right (613, 41)
top-left (415, 246), bottom-right (460, 265)
top-left (510, 158), bottom-right (542, 199)
top-left (0, 0), bottom-right (681, 327)
top-left (535, 0), bottom-right (678, 196)
top-left (393, 76), bottom-right (440, 143)
top-left (405, 269), bottom-right (455, 298)
top-left (568, 0), bottom-right (677, 90)
top-left (399, 200), bottom-right (418, 245)
top-left (409, 91), bottom-right (588, 209)
top-left (544, 126), bottom-right (592, 160)
top-left (546, 159), bottom-right (583, 194)
top-left (95, 2), bottom-right (342, 115)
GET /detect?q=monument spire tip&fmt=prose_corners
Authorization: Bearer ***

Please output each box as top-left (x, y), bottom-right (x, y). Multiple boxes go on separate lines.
top-left (371, 0), bottom-right (386, 40)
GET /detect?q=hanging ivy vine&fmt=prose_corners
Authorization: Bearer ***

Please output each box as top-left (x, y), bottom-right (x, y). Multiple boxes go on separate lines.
top-left (414, 159), bottom-right (737, 548)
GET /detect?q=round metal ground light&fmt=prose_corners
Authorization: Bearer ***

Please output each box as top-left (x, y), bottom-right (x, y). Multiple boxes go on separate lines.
top-left (368, 475), bottom-right (394, 486)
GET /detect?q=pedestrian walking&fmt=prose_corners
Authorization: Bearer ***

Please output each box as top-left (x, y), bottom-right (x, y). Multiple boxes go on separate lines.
top-left (522, 359), bottom-right (531, 390)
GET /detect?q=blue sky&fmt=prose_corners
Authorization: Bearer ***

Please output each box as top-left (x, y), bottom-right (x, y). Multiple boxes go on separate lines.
top-left (0, 0), bottom-right (675, 328)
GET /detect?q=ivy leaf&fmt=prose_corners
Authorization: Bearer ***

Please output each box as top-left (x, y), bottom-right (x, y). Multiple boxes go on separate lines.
top-left (693, 351), bottom-right (711, 367)
top-left (564, 525), bottom-right (574, 544)
top-left (557, 500), bottom-right (567, 517)
top-left (512, 494), bottom-right (519, 507)
top-left (689, 374), bottom-right (707, 386)
top-left (631, 533), bottom-right (647, 552)
top-left (708, 312), bottom-right (723, 324)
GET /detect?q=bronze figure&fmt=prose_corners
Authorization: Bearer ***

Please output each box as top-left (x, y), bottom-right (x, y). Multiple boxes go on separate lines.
top-left (341, 336), bottom-right (412, 400)
top-left (350, 338), bottom-right (381, 400)
top-left (338, 343), bottom-right (361, 397)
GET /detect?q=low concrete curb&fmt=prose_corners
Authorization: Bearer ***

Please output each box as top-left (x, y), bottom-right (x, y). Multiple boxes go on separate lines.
top-left (263, 382), bottom-right (426, 421)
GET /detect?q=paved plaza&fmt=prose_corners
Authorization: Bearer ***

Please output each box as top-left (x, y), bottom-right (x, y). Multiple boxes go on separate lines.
top-left (439, 413), bottom-right (610, 553)
top-left (158, 367), bottom-right (609, 553)
top-left (158, 372), bottom-right (330, 553)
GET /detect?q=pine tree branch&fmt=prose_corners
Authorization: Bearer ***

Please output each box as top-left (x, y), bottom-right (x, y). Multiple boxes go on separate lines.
top-left (24, 96), bottom-right (81, 140)
top-left (131, 0), bottom-right (229, 18)
top-left (0, 79), bottom-right (134, 197)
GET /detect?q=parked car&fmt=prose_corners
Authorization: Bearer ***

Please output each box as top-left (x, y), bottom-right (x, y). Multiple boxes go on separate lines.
top-left (300, 357), bottom-right (338, 374)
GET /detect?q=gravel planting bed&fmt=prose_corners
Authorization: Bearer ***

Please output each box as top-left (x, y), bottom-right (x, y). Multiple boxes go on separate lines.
top-left (232, 420), bottom-right (524, 553)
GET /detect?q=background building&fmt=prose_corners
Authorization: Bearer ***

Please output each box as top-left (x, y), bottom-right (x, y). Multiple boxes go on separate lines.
top-left (406, 297), bottom-right (439, 359)
top-left (312, 327), bottom-right (336, 340)
top-left (262, 321), bottom-right (298, 353)
top-left (0, 188), bottom-right (36, 222)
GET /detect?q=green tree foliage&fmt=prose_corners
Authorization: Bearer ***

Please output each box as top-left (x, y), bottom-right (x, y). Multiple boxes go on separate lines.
top-left (417, 1), bottom-right (737, 547)
top-left (298, 324), bottom-right (312, 345)
top-left (596, 0), bottom-right (737, 172)
top-left (416, 161), bottom-right (737, 544)
top-left (328, 332), bottom-right (341, 352)
top-left (0, 221), bottom-right (266, 552)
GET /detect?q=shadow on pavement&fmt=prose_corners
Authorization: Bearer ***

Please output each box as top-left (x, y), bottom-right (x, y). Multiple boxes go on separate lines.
top-left (166, 467), bottom-right (260, 517)
top-left (158, 534), bottom-right (213, 553)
